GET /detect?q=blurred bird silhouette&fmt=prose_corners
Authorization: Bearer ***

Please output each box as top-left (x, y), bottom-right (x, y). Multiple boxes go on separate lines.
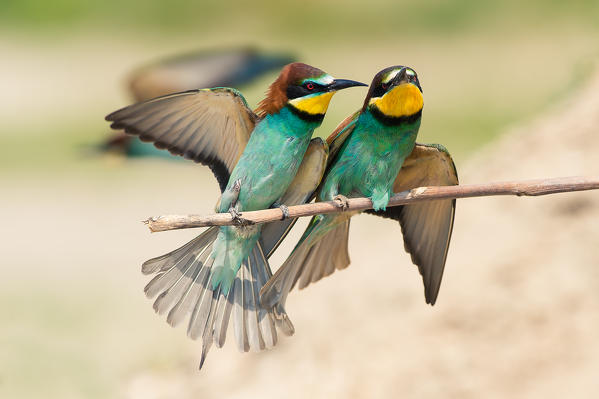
top-left (261, 66), bottom-right (458, 315)
top-left (102, 47), bottom-right (295, 158)
top-left (106, 62), bottom-right (365, 367)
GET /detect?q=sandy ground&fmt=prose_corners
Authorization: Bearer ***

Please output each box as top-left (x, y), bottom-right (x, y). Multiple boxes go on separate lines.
top-left (2, 67), bottom-right (599, 399)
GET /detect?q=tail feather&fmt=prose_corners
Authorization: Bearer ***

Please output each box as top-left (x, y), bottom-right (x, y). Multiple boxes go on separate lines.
top-left (245, 265), bottom-right (264, 351)
top-left (261, 219), bottom-right (351, 309)
top-left (152, 246), bottom-right (211, 316)
top-left (232, 273), bottom-right (249, 352)
top-left (273, 304), bottom-right (295, 335)
top-left (142, 230), bottom-right (217, 275)
top-left (298, 239), bottom-right (329, 289)
top-left (144, 252), bottom-right (195, 299)
top-left (198, 288), bottom-right (219, 368)
top-left (140, 226), bottom-right (291, 368)
top-left (260, 249), bottom-right (304, 310)
top-left (187, 265), bottom-right (218, 340)
top-left (213, 287), bottom-right (234, 348)
top-left (251, 247), bottom-right (277, 347)
top-left (296, 244), bottom-right (319, 290)
top-left (298, 220), bottom-right (351, 289)
top-left (166, 256), bottom-right (211, 327)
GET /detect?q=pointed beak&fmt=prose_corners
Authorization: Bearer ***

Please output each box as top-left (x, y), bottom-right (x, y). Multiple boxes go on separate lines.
top-left (392, 67), bottom-right (422, 92)
top-left (393, 67), bottom-right (409, 85)
top-left (327, 78), bottom-right (367, 92)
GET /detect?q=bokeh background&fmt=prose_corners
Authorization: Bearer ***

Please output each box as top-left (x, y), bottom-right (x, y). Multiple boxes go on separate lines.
top-left (2, 1), bottom-right (599, 398)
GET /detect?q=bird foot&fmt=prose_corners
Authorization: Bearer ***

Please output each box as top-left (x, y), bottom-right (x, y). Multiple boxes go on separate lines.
top-left (271, 202), bottom-right (290, 220)
top-left (226, 179), bottom-right (253, 226)
top-left (333, 194), bottom-right (350, 211)
top-left (228, 207), bottom-right (253, 227)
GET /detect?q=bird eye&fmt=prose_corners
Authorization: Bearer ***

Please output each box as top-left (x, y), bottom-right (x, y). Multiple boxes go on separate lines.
top-left (381, 83), bottom-right (388, 90)
top-left (305, 82), bottom-right (315, 90)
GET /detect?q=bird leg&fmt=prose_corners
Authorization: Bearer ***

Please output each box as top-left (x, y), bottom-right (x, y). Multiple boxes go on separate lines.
top-left (332, 194), bottom-right (350, 211)
top-left (271, 201), bottom-right (290, 220)
top-left (227, 179), bottom-right (253, 226)
top-left (228, 205), bottom-right (254, 227)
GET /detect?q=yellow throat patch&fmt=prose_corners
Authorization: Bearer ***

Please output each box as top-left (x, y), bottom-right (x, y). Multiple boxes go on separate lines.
top-left (289, 92), bottom-right (335, 115)
top-left (370, 83), bottom-right (423, 118)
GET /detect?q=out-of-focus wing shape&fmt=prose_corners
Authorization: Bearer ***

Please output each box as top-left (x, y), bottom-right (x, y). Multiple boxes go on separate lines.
top-left (128, 47), bottom-right (295, 101)
top-left (260, 138), bottom-right (329, 258)
top-left (106, 88), bottom-right (258, 191)
top-left (367, 143), bottom-right (458, 305)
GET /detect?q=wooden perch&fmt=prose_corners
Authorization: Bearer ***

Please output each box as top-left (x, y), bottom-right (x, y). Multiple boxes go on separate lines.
top-left (143, 176), bottom-right (599, 232)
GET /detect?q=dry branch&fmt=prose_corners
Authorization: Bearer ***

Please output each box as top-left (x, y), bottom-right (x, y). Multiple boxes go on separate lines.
top-left (143, 176), bottom-right (599, 232)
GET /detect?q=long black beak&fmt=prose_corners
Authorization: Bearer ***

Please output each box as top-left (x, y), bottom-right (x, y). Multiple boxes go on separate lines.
top-left (328, 79), bottom-right (367, 91)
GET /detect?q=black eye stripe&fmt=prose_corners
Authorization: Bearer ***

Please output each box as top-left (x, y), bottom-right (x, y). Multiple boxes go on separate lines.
top-left (286, 81), bottom-right (326, 99)
top-left (371, 73), bottom-right (422, 98)
top-left (371, 85), bottom-right (386, 98)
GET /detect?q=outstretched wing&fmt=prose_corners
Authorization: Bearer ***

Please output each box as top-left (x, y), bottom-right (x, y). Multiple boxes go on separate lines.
top-left (127, 47), bottom-right (294, 102)
top-left (366, 143), bottom-right (458, 305)
top-left (106, 88), bottom-right (258, 192)
top-left (260, 138), bottom-right (329, 258)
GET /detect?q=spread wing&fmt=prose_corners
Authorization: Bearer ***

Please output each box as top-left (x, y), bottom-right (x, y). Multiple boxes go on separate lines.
top-left (366, 143), bottom-right (458, 305)
top-left (106, 88), bottom-right (258, 192)
top-left (260, 138), bottom-right (329, 258)
top-left (127, 47), bottom-right (294, 102)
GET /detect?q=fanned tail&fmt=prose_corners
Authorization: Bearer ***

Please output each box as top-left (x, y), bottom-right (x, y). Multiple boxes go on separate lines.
top-left (260, 218), bottom-right (351, 309)
top-left (142, 227), bottom-right (293, 369)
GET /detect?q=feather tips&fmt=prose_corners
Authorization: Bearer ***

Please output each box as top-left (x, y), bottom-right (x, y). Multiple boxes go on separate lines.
top-left (140, 227), bottom-right (290, 368)
top-left (260, 219), bottom-right (351, 309)
top-left (366, 143), bottom-right (458, 305)
top-left (106, 88), bottom-right (257, 192)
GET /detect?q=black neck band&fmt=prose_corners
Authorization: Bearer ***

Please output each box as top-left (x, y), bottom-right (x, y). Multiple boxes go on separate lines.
top-left (370, 106), bottom-right (422, 126)
top-left (287, 104), bottom-right (325, 123)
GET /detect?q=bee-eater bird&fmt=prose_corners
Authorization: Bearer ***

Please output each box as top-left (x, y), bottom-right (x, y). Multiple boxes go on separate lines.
top-left (261, 66), bottom-right (458, 313)
top-left (103, 46), bottom-right (295, 158)
top-left (105, 62), bottom-right (365, 367)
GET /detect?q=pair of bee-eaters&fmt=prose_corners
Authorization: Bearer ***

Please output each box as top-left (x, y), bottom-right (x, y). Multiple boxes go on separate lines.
top-left (107, 62), bottom-right (458, 368)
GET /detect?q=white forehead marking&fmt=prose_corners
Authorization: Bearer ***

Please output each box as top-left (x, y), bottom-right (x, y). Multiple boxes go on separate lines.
top-left (406, 68), bottom-right (415, 76)
top-left (311, 74), bottom-right (334, 85)
top-left (382, 69), bottom-right (401, 84)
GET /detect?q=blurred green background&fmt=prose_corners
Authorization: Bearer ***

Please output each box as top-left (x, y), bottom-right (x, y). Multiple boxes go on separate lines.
top-left (1, 1), bottom-right (598, 398)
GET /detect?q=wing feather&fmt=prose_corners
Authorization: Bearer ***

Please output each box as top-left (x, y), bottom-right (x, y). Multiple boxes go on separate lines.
top-left (106, 88), bottom-right (258, 191)
top-left (366, 143), bottom-right (458, 305)
top-left (259, 138), bottom-right (329, 258)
